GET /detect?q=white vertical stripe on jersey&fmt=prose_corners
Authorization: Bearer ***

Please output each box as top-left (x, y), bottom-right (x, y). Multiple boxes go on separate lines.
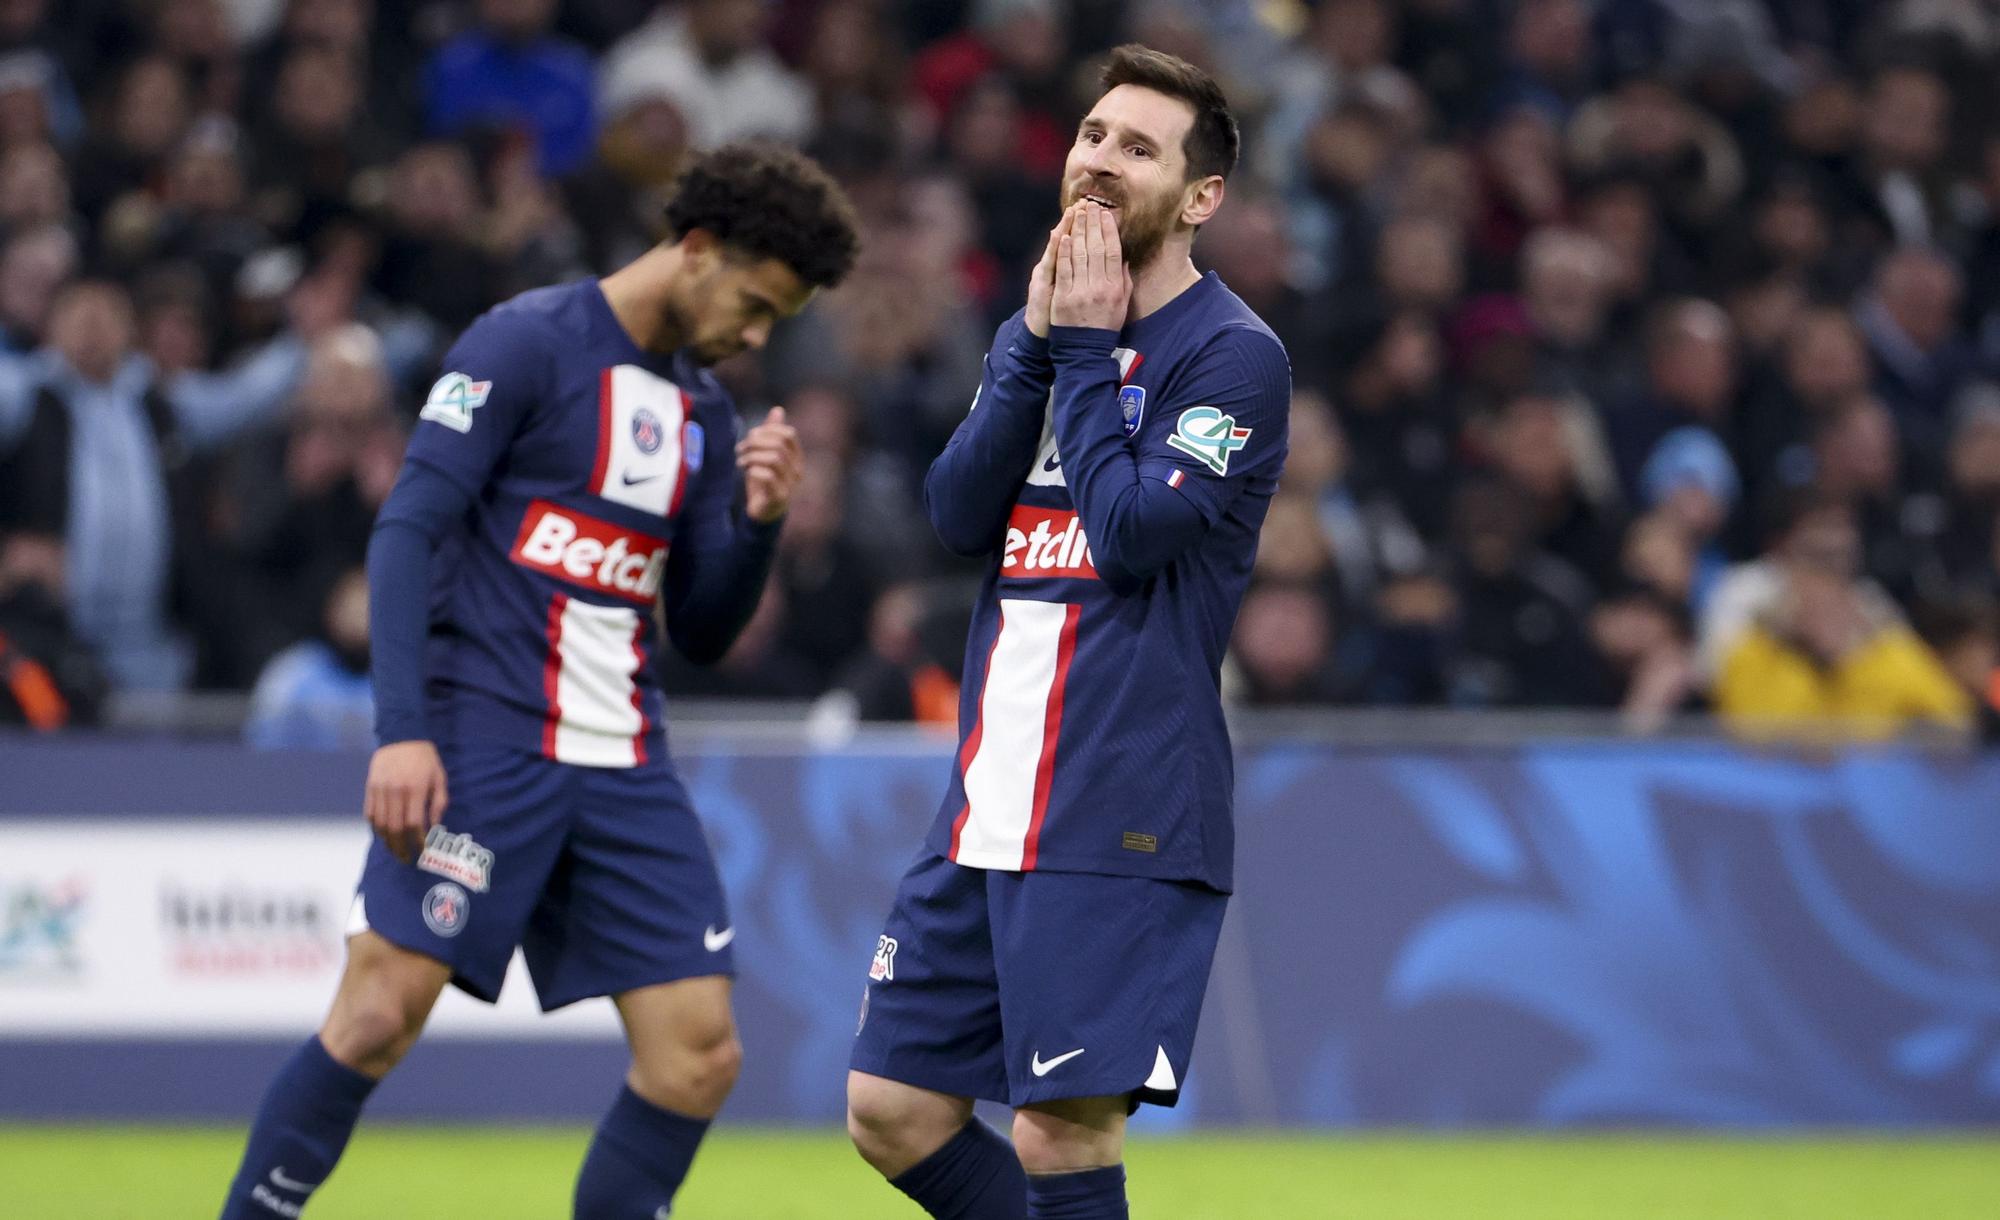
top-left (550, 597), bottom-right (646, 767)
top-left (955, 598), bottom-right (1069, 869)
top-left (595, 364), bottom-right (688, 515)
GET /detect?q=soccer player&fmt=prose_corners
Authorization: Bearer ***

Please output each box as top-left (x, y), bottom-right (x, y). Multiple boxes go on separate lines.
top-left (846, 45), bottom-right (1290, 1220)
top-left (218, 144), bottom-right (859, 1220)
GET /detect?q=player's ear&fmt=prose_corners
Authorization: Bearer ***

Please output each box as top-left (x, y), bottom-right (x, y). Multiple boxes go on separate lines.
top-left (1181, 175), bottom-right (1225, 228)
top-left (677, 227), bottom-right (722, 276)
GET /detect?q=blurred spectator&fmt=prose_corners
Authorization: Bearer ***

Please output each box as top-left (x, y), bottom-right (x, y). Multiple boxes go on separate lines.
top-left (830, 580), bottom-right (963, 724)
top-left (244, 564), bottom-right (373, 749)
top-left (426, 0), bottom-right (596, 177)
top-left (1916, 599), bottom-right (2000, 744)
top-left (771, 454), bottom-right (880, 688)
top-left (1636, 426), bottom-right (1739, 613)
top-left (1905, 384), bottom-right (2000, 603)
top-left (0, 278), bottom-right (307, 689)
top-left (69, 56), bottom-right (190, 226)
top-left (911, 0), bottom-right (1071, 179)
top-left (222, 323), bottom-right (403, 679)
top-left (1857, 245), bottom-right (1976, 472)
top-left (1605, 298), bottom-right (1740, 495)
top-left (247, 43), bottom-right (394, 243)
top-left (1586, 585), bottom-right (1698, 733)
top-left (598, 0), bottom-right (813, 149)
top-left (1520, 226), bottom-right (1629, 408)
top-left (1714, 563), bottom-right (1968, 739)
top-left (1439, 478), bottom-right (1601, 707)
top-left (1478, 390), bottom-right (1623, 588)
top-left (1230, 581), bottom-right (1359, 707)
top-left (1697, 489), bottom-right (1908, 687)
top-left (0, 530), bottom-right (102, 729)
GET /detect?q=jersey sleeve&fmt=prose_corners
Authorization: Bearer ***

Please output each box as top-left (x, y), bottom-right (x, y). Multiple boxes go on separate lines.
top-left (1135, 326), bottom-right (1292, 523)
top-left (402, 308), bottom-right (552, 495)
top-left (923, 313), bottom-right (1055, 556)
top-left (659, 399), bottom-right (782, 664)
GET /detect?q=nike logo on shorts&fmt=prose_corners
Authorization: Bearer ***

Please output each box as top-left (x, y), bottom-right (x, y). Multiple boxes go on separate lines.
top-left (704, 925), bottom-right (735, 952)
top-left (1030, 1047), bottom-right (1086, 1076)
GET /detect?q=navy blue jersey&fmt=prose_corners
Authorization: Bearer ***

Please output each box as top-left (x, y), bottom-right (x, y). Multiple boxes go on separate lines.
top-left (402, 279), bottom-right (742, 767)
top-left (922, 273), bottom-right (1290, 890)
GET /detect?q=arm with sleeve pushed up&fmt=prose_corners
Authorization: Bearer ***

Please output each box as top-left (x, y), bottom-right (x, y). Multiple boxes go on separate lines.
top-left (367, 461), bottom-right (474, 744)
top-left (658, 432), bottom-right (784, 665)
top-left (922, 320), bottom-right (1055, 555)
top-left (1046, 324), bottom-right (1292, 594)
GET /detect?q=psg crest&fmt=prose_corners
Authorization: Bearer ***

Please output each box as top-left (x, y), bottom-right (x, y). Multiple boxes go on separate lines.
top-left (1119, 384), bottom-right (1146, 437)
top-left (631, 407), bottom-right (664, 455)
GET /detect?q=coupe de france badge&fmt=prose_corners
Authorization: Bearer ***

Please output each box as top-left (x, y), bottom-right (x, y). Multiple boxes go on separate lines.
top-left (419, 371), bottom-right (491, 433)
top-left (1167, 405), bottom-right (1252, 475)
top-left (1119, 384), bottom-right (1146, 437)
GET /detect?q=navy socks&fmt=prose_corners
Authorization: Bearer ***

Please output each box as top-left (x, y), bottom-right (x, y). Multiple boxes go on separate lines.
top-left (219, 1037), bottom-right (377, 1218)
top-left (889, 1118), bottom-right (1029, 1219)
top-left (572, 1084), bottom-right (712, 1218)
top-left (1026, 1164), bottom-right (1128, 1219)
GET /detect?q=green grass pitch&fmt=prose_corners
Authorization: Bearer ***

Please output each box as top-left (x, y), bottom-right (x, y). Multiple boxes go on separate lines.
top-left (1, 1126), bottom-right (1995, 1218)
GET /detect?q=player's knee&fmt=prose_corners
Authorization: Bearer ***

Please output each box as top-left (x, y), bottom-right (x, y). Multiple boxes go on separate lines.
top-left (630, 1018), bottom-right (740, 1114)
top-left (320, 986), bottom-right (425, 1074)
top-left (846, 1074), bottom-right (959, 1175)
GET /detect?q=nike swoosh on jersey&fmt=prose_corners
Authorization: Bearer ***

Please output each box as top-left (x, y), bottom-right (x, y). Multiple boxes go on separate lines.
top-left (1043, 452), bottom-right (1062, 472)
top-left (1030, 1047), bottom-right (1086, 1076)
top-left (621, 471), bottom-right (662, 486)
top-left (704, 925), bottom-right (735, 952)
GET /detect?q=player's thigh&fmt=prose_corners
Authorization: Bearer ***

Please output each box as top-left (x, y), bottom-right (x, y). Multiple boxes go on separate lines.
top-left (321, 929), bottom-right (453, 1069)
top-left (522, 762), bottom-right (732, 1010)
top-left (1012, 1095), bottom-right (1129, 1174)
top-left (991, 870), bottom-right (1227, 1111)
top-left (849, 852), bottom-right (1010, 1107)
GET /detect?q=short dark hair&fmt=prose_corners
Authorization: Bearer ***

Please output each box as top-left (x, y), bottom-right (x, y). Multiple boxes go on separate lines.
top-left (1098, 44), bottom-right (1239, 183)
top-left (662, 143), bottom-right (861, 289)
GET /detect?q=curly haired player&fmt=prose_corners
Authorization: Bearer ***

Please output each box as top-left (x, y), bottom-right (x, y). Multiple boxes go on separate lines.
top-left (219, 144), bottom-right (859, 1220)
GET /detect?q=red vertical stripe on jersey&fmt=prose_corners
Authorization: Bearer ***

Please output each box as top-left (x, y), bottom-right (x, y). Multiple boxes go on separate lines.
top-left (667, 387), bottom-right (694, 519)
top-left (1121, 352), bottom-right (1146, 384)
top-left (1018, 603), bottom-right (1080, 870)
top-left (947, 623), bottom-right (1008, 861)
top-left (588, 367), bottom-right (615, 494)
top-left (628, 625), bottom-right (649, 765)
top-left (541, 594), bottom-right (569, 757)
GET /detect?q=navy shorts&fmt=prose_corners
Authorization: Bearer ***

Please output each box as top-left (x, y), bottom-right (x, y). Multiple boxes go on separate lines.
top-left (350, 740), bottom-right (732, 1009)
top-left (850, 851), bottom-right (1227, 1109)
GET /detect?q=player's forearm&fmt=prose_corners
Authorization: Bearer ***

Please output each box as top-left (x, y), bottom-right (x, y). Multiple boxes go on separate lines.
top-left (366, 519), bottom-right (432, 745)
top-left (1048, 326), bottom-right (1208, 592)
top-left (661, 515), bottom-right (782, 664)
top-left (366, 460), bottom-right (476, 744)
top-left (924, 336), bottom-right (1055, 555)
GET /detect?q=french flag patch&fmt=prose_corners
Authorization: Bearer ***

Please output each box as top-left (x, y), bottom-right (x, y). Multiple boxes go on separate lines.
top-left (1167, 469), bottom-right (1185, 489)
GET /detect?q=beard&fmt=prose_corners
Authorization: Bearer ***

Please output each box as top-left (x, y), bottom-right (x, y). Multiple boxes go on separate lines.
top-left (1061, 179), bottom-right (1180, 271)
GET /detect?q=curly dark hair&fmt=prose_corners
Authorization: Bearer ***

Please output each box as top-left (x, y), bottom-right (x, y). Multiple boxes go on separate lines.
top-left (662, 143), bottom-right (862, 289)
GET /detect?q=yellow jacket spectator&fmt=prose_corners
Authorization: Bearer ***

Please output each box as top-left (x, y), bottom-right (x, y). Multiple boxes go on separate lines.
top-left (1716, 567), bottom-right (1971, 738)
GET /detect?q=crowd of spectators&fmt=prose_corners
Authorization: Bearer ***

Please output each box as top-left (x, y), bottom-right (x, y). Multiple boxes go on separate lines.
top-left (1, 0), bottom-right (1998, 744)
